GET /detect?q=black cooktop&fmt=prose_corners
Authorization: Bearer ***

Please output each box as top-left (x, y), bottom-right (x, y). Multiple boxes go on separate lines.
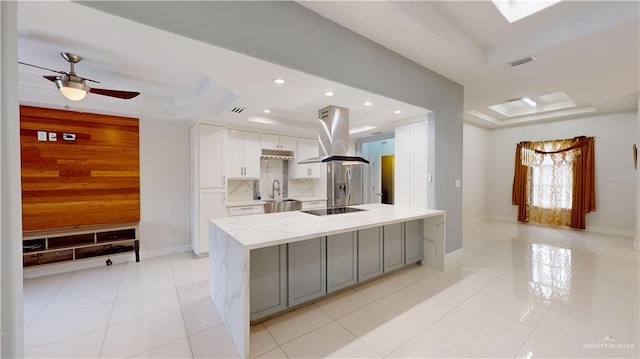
top-left (302, 206), bottom-right (367, 216)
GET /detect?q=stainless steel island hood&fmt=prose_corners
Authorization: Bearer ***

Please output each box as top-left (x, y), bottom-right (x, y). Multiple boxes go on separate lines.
top-left (299, 105), bottom-right (369, 164)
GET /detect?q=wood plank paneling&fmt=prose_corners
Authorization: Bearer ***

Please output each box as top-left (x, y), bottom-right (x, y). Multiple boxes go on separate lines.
top-left (20, 106), bottom-right (140, 231)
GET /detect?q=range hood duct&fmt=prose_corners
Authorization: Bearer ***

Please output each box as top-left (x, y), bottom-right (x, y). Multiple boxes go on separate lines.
top-left (299, 105), bottom-right (369, 164)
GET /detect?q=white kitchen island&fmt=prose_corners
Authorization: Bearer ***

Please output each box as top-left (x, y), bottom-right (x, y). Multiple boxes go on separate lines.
top-left (209, 203), bottom-right (445, 359)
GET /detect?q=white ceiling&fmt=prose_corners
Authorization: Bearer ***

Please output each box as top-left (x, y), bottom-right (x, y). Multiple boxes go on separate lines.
top-left (16, 1), bottom-right (639, 135)
top-left (299, 0), bottom-right (639, 128)
top-left (16, 1), bottom-right (429, 139)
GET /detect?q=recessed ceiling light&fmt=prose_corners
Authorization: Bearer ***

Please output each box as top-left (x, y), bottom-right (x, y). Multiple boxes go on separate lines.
top-left (521, 97), bottom-right (537, 107)
top-left (364, 101), bottom-right (372, 106)
top-left (394, 110), bottom-right (402, 114)
top-left (325, 91), bottom-right (334, 97)
top-left (263, 109), bottom-right (271, 114)
top-left (274, 78), bottom-right (285, 85)
top-left (349, 125), bottom-right (377, 135)
top-left (248, 116), bottom-right (278, 125)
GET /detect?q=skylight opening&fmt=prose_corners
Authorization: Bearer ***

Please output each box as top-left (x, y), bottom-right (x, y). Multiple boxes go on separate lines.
top-left (492, 0), bottom-right (562, 23)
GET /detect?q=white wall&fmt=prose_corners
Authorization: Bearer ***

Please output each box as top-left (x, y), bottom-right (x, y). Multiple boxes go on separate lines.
top-left (83, 0), bottom-right (464, 254)
top-left (487, 111), bottom-right (637, 235)
top-left (139, 118), bottom-right (191, 255)
top-left (1, 1), bottom-right (24, 355)
top-left (463, 124), bottom-right (490, 224)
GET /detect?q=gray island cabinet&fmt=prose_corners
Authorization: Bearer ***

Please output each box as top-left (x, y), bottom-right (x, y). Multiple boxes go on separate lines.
top-left (209, 204), bottom-right (445, 359)
top-left (288, 237), bottom-right (327, 306)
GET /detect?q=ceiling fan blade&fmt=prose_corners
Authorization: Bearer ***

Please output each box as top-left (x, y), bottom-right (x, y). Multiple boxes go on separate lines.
top-left (19, 61), bottom-right (66, 75)
top-left (43, 75), bottom-right (59, 83)
top-left (89, 87), bottom-right (140, 100)
top-left (80, 77), bottom-right (101, 84)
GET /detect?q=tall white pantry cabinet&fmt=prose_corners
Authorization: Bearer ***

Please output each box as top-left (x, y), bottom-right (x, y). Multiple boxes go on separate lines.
top-left (190, 123), bottom-right (226, 255)
top-left (394, 120), bottom-right (428, 209)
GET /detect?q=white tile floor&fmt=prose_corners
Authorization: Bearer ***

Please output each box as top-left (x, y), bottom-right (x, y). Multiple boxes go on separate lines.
top-left (23, 220), bottom-right (640, 358)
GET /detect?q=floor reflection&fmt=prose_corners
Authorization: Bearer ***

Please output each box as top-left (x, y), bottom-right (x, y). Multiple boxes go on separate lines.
top-left (528, 243), bottom-right (572, 303)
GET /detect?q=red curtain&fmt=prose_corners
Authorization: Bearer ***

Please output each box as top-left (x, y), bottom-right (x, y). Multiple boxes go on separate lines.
top-left (570, 137), bottom-right (596, 229)
top-left (512, 142), bottom-right (529, 223)
top-left (512, 137), bottom-right (595, 229)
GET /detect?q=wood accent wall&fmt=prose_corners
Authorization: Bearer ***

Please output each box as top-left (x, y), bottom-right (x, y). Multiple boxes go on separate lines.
top-left (20, 106), bottom-right (140, 231)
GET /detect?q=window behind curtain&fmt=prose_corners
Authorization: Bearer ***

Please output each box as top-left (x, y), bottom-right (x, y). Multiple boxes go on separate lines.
top-left (526, 139), bottom-right (578, 226)
top-left (530, 144), bottom-right (574, 209)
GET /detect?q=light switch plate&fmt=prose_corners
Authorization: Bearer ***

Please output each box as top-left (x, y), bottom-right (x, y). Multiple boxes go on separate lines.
top-left (48, 132), bottom-right (57, 141)
top-left (455, 179), bottom-right (461, 188)
top-left (37, 131), bottom-right (47, 141)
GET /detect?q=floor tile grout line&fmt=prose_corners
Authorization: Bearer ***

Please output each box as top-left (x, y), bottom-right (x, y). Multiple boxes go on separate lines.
top-left (169, 254), bottom-right (196, 359)
top-left (262, 304), bottom-right (333, 348)
top-left (25, 268), bottom-right (111, 349)
top-left (512, 296), bottom-right (553, 358)
top-left (422, 327), bottom-right (478, 358)
top-left (28, 271), bottom-right (74, 326)
top-left (98, 262), bottom-right (127, 358)
top-left (328, 315), bottom-right (382, 358)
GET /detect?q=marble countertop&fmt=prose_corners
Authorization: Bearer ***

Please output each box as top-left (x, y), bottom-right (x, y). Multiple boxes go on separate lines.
top-left (211, 203), bottom-right (445, 249)
top-left (290, 196), bottom-right (327, 202)
top-left (225, 200), bottom-right (266, 207)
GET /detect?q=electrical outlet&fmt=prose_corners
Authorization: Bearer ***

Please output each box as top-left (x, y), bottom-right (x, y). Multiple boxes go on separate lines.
top-left (37, 131), bottom-right (47, 141)
top-left (48, 132), bottom-right (57, 141)
top-left (63, 133), bottom-right (76, 141)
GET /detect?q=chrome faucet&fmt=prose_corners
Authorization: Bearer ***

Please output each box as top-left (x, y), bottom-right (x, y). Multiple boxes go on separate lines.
top-left (271, 179), bottom-right (281, 200)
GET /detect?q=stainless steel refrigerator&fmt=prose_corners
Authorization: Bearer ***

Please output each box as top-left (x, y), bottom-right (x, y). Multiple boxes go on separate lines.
top-left (326, 162), bottom-right (363, 207)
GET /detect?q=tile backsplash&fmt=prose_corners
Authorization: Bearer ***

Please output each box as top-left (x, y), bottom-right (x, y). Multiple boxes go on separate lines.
top-left (228, 159), bottom-right (318, 201)
top-left (227, 179), bottom-right (256, 201)
top-left (288, 178), bottom-right (314, 198)
top-left (259, 159), bottom-right (284, 200)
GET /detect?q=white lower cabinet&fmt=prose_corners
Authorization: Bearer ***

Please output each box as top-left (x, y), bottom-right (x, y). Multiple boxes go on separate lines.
top-left (383, 223), bottom-right (405, 272)
top-left (193, 190), bottom-right (225, 256)
top-left (227, 205), bottom-right (264, 217)
top-left (357, 227), bottom-right (383, 282)
top-left (250, 245), bottom-right (287, 321)
top-left (404, 220), bottom-right (423, 265)
top-left (326, 232), bottom-right (358, 293)
top-left (288, 237), bottom-right (327, 307)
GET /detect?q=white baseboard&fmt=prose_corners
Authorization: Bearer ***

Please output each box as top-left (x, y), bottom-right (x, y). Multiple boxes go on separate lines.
top-left (585, 226), bottom-right (634, 237)
top-left (463, 215), bottom-right (489, 226)
top-left (444, 248), bottom-right (464, 269)
top-left (139, 244), bottom-right (192, 260)
top-left (24, 244), bottom-right (191, 279)
top-left (486, 215), bottom-right (634, 238)
top-left (487, 215), bottom-right (516, 223)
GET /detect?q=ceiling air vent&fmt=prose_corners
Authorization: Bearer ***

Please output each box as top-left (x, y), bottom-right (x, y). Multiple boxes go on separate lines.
top-left (230, 106), bottom-right (246, 114)
top-left (508, 55), bottom-right (537, 67)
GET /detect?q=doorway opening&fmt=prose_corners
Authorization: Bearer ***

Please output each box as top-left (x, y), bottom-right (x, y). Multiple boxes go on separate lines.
top-left (360, 137), bottom-right (394, 204)
top-left (381, 155), bottom-right (394, 204)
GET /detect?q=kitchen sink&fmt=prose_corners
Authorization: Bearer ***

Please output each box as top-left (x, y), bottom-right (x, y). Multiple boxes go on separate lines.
top-left (264, 199), bottom-right (302, 213)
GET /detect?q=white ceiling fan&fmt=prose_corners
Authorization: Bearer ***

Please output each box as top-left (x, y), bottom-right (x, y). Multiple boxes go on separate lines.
top-left (19, 52), bottom-right (140, 101)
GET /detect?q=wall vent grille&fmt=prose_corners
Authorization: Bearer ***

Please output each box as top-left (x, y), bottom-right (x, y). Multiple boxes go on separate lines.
top-left (508, 56), bottom-right (537, 67)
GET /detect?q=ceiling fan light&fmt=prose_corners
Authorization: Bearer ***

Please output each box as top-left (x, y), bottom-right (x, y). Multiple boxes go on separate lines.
top-left (55, 78), bottom-right (88, 101)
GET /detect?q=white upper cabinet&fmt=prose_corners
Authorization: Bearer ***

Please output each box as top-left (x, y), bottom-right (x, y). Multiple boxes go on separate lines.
top-left (191, 123), bottom-right (225, 188)
top-left (290, 137), bottom-right (321, 179)
top-left (262, 134), bottom-right (296, 151)
top-left (227, 130), bottom-right (261, 178)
